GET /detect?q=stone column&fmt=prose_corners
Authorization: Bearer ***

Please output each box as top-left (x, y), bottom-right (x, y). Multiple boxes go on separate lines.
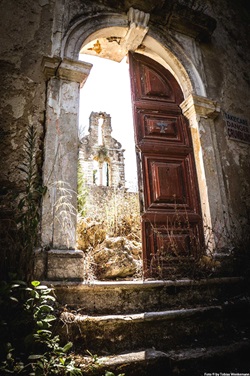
top-left (180, 95), bottom-right (228, 248)
top-left (36, 57), bottom-right (92, 280)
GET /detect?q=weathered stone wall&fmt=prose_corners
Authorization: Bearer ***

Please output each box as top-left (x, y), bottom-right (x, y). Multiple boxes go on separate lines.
top-left (0, 0), bottom-right (54, 196)
top-left (0, 0), bottom-right (249, 278)
top-left (201, 1), bottom-right (250, 228)
top-left (79, 111), bottom-right (125, 188)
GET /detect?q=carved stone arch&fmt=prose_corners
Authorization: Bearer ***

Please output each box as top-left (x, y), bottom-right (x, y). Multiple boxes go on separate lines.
top-left (38, 8), bottom-right (228, 280)
top-left (62, 13), bottom-right (128, 60)
top-left (62, 13), bottom-right (205, 99)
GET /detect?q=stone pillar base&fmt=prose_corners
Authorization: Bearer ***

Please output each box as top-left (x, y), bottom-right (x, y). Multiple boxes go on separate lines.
top-left (34, 249), bottom-right (84, 281)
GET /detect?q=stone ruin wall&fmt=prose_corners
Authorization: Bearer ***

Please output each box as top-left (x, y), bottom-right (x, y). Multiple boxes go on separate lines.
top-left (0, 0), bottom-right (250, 251)
top-left (79, 111), bottom-right (125, 189)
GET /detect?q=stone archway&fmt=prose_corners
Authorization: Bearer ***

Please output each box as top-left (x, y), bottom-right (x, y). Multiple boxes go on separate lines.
top-left (37, 8), bottom-right (228, 280)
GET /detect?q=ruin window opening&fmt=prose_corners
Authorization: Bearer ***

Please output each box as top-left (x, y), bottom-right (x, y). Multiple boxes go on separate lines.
top-left (98, 117), bottom-right (104, 145)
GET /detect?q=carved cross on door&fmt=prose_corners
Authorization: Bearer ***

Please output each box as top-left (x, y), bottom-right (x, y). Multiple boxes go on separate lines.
top-left (156, 121), bottom-right (169, 133)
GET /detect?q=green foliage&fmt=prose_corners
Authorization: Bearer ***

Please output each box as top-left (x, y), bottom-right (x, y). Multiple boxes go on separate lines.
top-left (17, 125), bottom-right (45, 244)
top-left (17, 125), bottom-right (47, 280)
top-left (0, 280), bottom-right (81, 375)
top-left (79, 188), bottom-right (141, 240)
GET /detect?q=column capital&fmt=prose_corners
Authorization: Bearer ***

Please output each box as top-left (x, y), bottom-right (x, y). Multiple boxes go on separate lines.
top-left (58, 58), bottom-right (92, 86)
top-left (41, 56), bottom-right (61, 79)
top-left (180, 94), bottom-right (220, 120)
top-left (42, 56), bottom-right (92, 85)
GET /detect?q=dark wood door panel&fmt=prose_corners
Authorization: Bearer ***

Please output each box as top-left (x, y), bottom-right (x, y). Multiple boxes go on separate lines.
top-left (143, 220), bottom-right (202, 276)
top-left (142, 211), bottom-right (202, 223)
top-left (130, 52), bottom-right (184, 104)
top-left (129, 52), bottom-right (204, 278)
top-left (139, 64), bottom-right (175, 102)
top-left (134, 109), bottom-right (190, 146)
top-left (142, 154), bottom-right (196, 210)
top-left (144, 221), bottom-right (200, 256)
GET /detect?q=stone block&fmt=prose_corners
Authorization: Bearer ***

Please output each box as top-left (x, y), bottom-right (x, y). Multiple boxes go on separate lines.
top-left (34, 248), bottom-right (47, 280)
top-left (47, 249), bottom-right (84, 281)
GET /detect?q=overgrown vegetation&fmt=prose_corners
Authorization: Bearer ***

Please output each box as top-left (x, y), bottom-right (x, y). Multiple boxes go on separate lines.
top-left (17, 125), bottom-right (46, 281)
top-left (0, 124), bottom-right (125, 375)
top-left (0, 125), bottom-right (45, 281)
top-left (77, 172), bottom-right (250, 280)
top-left (0, 280), bottom-right (125, 375)
top-left (77, 186), bottom-right (141, 241)
top-left (76, 185), bottom-right (142, 280)
top-left (0, 280), bottom-right (82, 375)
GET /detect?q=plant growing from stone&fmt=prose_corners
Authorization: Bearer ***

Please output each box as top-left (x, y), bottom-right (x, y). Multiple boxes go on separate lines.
top-left (16, 124), bottom-right (46, 281)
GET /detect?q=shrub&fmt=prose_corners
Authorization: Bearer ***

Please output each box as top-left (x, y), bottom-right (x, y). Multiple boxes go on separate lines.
top-left (0, 280), bottom-right (81, 375)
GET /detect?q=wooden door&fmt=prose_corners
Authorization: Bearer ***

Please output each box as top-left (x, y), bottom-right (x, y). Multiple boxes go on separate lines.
top-left (129, 52), bottom-right (204, 278)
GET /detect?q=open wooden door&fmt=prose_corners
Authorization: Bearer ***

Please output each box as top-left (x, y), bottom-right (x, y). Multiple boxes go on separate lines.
top-left (129, 52), bottom-right (204, 278)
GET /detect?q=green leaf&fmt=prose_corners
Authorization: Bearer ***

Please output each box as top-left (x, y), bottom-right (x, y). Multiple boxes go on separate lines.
top-left (43, 314), bottom-right (56, 322)
top-left (42, 295), bottom-right (56, 301)
top-left (28, 355), bottom-right (43, 360)
top-left (62, 342), bottom-right (73, 353)
top-left (35, 285), bottom-right (49, 290)
top-left (36, 329), bottom-right (52, 334)
top-left (10, 296), bottom-right (19, 303)
top-left (37, 304), bottom-right (53, 313)
top-left (59, 357), bottom-right (65, 365)
top-left (31, 281), bottom-right (40, 287)
top-left (10, 284), bottom-right (20, 288)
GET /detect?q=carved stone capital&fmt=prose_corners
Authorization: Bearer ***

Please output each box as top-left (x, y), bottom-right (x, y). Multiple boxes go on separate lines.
top-left (57, 58), bottom-right (92, 85)
top-left (41, 56), bottom-right (61, 79)
top-left (180, 94), bottom-right (220, 121)
top-left (42, 56), bottom-right (92, 85)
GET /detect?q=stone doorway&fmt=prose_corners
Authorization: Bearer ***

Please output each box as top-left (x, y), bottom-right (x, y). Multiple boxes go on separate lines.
top-left (38, 8), bottom-right (227, 281)
top-left (76, 55), bottom-right (142, 281)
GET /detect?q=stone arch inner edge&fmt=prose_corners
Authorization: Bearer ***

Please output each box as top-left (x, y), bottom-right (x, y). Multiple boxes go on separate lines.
top-left (76, 24), bottom-right (215, 241)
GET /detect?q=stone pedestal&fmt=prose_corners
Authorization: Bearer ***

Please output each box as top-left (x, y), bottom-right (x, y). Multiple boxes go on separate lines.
top-left (34, 248), bottom-right (85, 281)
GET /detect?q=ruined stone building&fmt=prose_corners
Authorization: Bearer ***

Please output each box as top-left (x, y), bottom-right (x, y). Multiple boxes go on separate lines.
top-left (0, 1), bottom-right (250, 372)
top-left (79, 111), bottom-right (125, 188)
top-left (0, 0), bottom-right (250, 281)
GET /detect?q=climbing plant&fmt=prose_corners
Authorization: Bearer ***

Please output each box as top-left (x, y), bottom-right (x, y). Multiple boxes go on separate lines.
top-left (17, 125), bottom-right (46, 280)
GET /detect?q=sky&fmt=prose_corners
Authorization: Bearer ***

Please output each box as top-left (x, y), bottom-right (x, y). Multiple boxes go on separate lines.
top-left (79, 53), bottom-right (138, 191)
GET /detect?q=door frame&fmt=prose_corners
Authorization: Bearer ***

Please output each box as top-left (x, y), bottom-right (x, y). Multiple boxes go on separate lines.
top-left (38, 11), bottom-right (229, 280)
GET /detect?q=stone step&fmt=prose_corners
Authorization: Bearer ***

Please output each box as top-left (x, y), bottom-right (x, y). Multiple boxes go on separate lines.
top-left (58, 303), bottom-right (250, 355)
top-left (52, 277), bottom-right (246, 315)
top-left (74, 341), bottom-right (250, 376)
